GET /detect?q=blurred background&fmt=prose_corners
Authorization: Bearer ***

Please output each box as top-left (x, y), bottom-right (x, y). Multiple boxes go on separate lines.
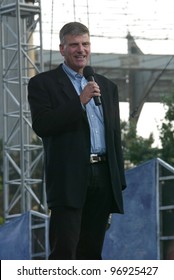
top-left (0, 0), bottom-right (174, 260)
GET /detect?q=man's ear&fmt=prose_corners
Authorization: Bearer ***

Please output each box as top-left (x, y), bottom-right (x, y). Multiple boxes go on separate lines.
top-left (59, 44), bottom-right (65, 56)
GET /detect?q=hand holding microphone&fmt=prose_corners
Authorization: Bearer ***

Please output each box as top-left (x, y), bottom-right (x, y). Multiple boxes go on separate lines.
top-left (82, 66), bottom-right (101, 106)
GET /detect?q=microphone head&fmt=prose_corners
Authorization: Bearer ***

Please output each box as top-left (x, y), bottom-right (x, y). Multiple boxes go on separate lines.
top-left (83, 66), bottom-right (101, 105)
top-left (83, 66), bottom-right (95, 79)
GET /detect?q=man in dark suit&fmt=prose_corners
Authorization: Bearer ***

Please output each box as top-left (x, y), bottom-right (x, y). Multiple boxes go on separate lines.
top-left (28, 22), bottom-right (126, 260)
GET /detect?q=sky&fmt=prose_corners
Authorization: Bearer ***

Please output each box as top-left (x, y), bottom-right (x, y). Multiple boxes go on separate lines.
top-left (38, 0), bottom-right (174, 147)
top-left (40, 0), bottom-right (174, 55)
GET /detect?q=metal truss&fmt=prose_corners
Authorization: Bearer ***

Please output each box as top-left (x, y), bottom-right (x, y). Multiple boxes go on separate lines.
top-left (156, 158), bottom-right (174, 259)
top-left (0, 0), bottom-right (48, 221)
top-left (29, 210), bottom-right (49, 259)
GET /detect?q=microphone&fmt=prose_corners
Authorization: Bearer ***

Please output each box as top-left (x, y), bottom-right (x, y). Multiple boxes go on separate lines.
top-left (83, 66), bottom-right (101, 106)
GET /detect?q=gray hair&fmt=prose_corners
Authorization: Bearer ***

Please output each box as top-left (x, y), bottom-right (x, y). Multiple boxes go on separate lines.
top-left (59, 22), bottom-right (90, 44)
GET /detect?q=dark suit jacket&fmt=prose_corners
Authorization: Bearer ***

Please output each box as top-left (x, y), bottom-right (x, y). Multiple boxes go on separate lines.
top-left (28, 64), bottom-right (126, 213)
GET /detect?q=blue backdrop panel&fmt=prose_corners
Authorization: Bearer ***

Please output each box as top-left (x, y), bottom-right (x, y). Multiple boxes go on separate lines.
top-left (0, 159), bottom-right (158, 260)
top-left (0, 212), bottom-right (30, 260)
top-left (103, 159), bottom-right (157, 260)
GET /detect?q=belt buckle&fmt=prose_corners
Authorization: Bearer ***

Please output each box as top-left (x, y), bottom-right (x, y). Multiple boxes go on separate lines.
top-left (90, 154), bottom-right (98, 164)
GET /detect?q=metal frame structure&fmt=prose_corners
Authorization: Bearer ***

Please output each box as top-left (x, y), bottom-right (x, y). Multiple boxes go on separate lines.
top-left (0, 0), bottom-right (48, 259)
top-left (156, 158), bottom-right (174, 259)
top-left (29, 210), bottom-right (49, 259)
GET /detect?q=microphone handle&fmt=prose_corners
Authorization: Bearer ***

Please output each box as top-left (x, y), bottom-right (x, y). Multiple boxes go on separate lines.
top-left (88, 75), bottom-right (101, 106)
top-left (93, 96), bottom-right (102, 106)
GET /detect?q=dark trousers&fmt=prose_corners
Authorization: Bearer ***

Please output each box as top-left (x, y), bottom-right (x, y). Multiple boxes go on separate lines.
top-left (48, 162), bottom-right (114, 260)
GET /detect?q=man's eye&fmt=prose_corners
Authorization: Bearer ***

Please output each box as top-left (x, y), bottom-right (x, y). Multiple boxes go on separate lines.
top-left (71, 44), bottom-right (78, 47)
top-left (83, 43), bottom-right (90, 47)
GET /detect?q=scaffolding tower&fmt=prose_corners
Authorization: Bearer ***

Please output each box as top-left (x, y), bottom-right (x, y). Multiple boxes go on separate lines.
top-left (0, 0), bottom-right (48, 259)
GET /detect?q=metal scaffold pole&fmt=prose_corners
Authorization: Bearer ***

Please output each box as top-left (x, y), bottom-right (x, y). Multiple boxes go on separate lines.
top-left (0, 0), bottom-right (49, 259)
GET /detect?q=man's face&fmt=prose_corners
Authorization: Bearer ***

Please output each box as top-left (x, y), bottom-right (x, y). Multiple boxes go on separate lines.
top-left (59, 33), bottom-right (91, 74)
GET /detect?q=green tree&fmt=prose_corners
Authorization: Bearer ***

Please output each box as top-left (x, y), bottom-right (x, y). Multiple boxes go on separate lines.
top-left (121, 91), bottom-right (174, 169)
top-left (159, 92), bottom-right (174, 166)
top-left (121, 120), bottom-right (160, 169)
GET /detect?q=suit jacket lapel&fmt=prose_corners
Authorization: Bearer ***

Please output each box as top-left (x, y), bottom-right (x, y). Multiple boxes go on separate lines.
top-left (54, 65), bottom-right (78, 100)
top-left (95, 75), bottom-right (110, 130)
top-left (53, 65), bottom-right (88, 122)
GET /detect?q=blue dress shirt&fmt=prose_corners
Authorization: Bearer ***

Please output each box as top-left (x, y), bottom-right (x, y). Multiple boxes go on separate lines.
top-left (62, 63), bottom-right (106, 154)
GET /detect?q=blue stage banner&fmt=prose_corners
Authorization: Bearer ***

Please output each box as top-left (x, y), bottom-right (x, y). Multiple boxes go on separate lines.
top-left (0, 212), bottom-right (30, 260)
top-left (103, 159), bottom-right (157, 260)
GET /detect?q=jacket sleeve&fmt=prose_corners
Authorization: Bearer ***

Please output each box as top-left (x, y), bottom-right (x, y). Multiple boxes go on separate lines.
top-left (28, 73), bottom-right (84, 137)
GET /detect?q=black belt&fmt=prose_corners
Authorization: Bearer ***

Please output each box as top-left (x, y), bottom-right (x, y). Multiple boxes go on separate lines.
top-left (90, 154), bottom-right (107, 164)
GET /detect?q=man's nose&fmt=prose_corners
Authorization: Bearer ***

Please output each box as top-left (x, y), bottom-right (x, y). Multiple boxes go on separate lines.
top-left (77, 44), bottom-right (84, 51)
